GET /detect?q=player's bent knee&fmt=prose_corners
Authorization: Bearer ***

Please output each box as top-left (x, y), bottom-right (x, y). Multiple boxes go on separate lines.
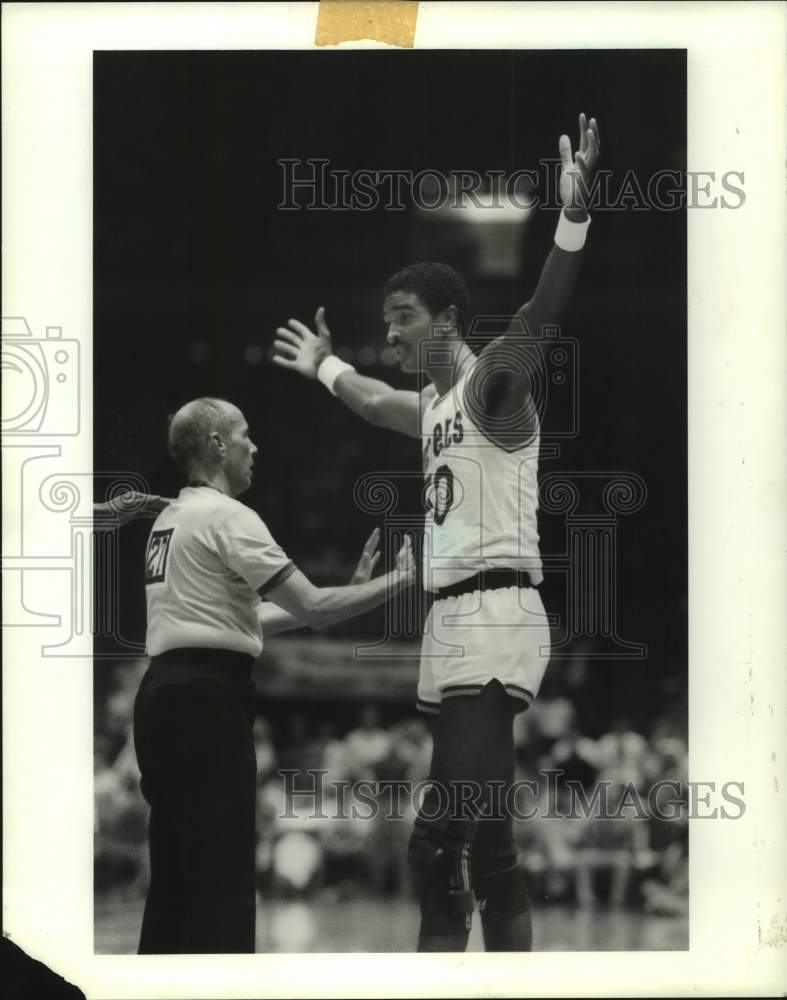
top-left (474, 855), bottom-right (530, 918)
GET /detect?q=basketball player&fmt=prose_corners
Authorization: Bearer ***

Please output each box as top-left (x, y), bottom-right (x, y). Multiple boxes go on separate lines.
top-left (273, 114), bottom-right (600, 951)
top-left (135, 397), bottom-right (414, 953)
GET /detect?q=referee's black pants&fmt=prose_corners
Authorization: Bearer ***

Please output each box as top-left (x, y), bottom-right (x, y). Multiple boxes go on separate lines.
top-left (133, 648), bottom-right (257, 954)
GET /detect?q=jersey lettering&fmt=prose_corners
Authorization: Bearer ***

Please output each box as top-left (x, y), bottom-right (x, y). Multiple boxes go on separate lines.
top-left (424, 464), bottom-right (455, 525)
top-left (145, 528), bottom-right (174, 584)
top-left (433, 422), bottom-right (443, 457)
top-left (425, 410), bottom-right (464, 462)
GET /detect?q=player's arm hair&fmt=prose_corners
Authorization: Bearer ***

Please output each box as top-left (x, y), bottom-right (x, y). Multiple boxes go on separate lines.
top-left (262, 566), bottom-right (409, 631)
top-left (332, 370), bottom-right (422, 438)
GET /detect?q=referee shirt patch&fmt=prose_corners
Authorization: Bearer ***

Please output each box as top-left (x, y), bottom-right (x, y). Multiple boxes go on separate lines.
top-left (145, 527), bottom-right (175, 584)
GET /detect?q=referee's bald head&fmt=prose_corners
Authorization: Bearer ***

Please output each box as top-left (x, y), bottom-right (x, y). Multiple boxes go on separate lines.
top-left (168, 397), bottom-right (242, 475)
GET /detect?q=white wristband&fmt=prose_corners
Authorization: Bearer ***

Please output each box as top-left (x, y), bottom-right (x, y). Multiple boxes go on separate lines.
top-left (317, 355), bottom-right (355, 395)
top-left (554, 210), bottom-right (591, 252)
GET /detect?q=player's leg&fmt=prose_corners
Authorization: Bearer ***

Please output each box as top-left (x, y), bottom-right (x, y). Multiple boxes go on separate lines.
top-left (410, 642), bottom-right (474, 951)
top-left (473, 831), bottom-right (533, 951)
top-left (462, 685), bottom-right (532, 952)
top-left (471, 586), bottom-right (548, 950)
top-left (409, 679), bottom-right (521, 952)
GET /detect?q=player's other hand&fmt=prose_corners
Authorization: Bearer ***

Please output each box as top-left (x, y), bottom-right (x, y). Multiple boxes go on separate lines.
top-left (273, 307), bottom-right (334, 379)
top-left (558, 112), bottom-right (601, 214)
top-left (94, 492), bottom-right (172, 529)
top-left (349, 527), bottom-right (382, 584)
top-left (395, 534), bottom-right (416, 584)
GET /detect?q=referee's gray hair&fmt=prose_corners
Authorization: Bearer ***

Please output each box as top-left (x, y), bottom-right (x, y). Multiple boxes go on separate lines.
top-left (167, 397), bottom-right (239, 473)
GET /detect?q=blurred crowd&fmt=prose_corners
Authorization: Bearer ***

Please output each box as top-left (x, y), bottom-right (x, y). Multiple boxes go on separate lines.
top-left (95, 658), bottom-right (687, 917)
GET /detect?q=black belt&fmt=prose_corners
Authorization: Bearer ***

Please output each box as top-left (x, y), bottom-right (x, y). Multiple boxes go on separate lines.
top-left (147, 647), bottom-right (254, 686)
top-left (434, 569), bottom-right (536, 601)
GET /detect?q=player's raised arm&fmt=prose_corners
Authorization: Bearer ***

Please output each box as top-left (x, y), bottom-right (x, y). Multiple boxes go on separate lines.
top-left (466, 114), bottom-right (600, 440)
top-left (273, 308), bottom-right (422, 438)
top-left (517, 113), bottom-right (600, 332)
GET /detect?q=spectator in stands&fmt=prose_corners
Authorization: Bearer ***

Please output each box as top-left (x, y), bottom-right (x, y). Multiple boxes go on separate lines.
top-left (345, 704), bottom-right (392, 781)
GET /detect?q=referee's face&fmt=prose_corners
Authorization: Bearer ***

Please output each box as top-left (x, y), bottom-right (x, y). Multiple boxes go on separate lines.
top-left (223, 411), bottom-right (258, 497)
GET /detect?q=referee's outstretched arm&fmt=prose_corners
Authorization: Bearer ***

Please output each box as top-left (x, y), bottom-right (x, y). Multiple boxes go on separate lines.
top-left (257, 528), bottom-right (382, 636)
top-left (262, 535), bottom-right (414, 631)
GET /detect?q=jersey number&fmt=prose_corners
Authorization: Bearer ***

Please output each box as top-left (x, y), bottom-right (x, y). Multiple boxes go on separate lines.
top-left (145, 528), bottom-right (174, 584)
top-left (425, 464), bottom-right (455, 525)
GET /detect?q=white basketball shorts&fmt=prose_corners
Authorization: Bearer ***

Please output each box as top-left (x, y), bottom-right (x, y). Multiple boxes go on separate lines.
top-left (417, 584), bottom-right (551, 715)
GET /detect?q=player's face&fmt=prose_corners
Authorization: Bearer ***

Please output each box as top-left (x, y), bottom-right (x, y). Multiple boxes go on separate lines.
top-left (383, 291), bottom-right (443, 374)
top-left (223, 412), bottom-right (258, 496)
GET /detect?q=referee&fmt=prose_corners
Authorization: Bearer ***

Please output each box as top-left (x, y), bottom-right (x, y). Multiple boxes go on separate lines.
top-left (135, 397), bottom-right (413, 953)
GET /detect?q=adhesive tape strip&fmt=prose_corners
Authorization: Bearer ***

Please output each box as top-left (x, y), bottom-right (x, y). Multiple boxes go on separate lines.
top-left (315, 0), bottom-right (419, 48)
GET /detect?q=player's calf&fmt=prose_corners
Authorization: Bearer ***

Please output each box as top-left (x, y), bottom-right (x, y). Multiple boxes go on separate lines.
top-left (408, 790), bottom-right (478, 952)
top-left (474, 851), bottom-right (532, 952)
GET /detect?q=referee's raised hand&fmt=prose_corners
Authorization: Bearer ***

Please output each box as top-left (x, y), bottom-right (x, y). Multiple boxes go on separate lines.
top-left (349, 527), bottom-right (382, 584)
top-left (274, 306), bottom-right (334, 379)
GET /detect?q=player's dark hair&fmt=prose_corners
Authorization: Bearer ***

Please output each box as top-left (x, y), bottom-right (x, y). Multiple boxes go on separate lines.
top-left (167, 397), bottom-right (237, 475)
top-left (383, 262), bottom-right (471, 337)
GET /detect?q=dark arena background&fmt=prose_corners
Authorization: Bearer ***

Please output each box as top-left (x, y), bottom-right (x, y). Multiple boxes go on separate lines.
top-left (93, 49), bottom-right (687, 952)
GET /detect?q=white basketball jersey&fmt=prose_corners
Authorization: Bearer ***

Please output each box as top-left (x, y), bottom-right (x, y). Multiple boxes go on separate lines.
top-left (421, 358), bottom-right (543, 593)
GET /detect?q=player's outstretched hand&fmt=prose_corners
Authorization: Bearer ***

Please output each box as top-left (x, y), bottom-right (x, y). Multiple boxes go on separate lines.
top-left (273, 307), bottom-right (334, 379)
top-left (94, 492), bottom-right (172, 529)
top-left (349, 527), bottom-right (382, 584)
top-left (396, 534), bottom-right (416, 584)
top-left (558, 112), bottom-right (601, 213)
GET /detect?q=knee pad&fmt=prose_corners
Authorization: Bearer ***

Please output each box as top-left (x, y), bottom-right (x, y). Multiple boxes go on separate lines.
top-left (474, 853), bottom-right (530, 919)
top-left (408, 798), bottom-right (477, 933)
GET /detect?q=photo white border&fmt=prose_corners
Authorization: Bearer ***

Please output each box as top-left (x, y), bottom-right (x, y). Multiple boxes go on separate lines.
top-left (3, 2), bottom-right (786, 997)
